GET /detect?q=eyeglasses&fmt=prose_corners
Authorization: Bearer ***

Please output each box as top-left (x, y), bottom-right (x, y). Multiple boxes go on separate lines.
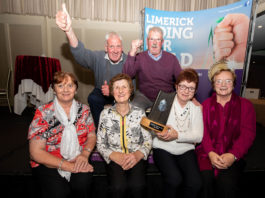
top-left (178, 84), bottom-right (196, 92)
top-left (148, 38), bottom-right (163, 43)
top-left (56, 83), bottom-right (75, 89)
top-left (215, 79), bottom-right (233, 85)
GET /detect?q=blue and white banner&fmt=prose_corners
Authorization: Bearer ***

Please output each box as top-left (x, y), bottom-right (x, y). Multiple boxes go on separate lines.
top-left (144, 0), bottom-right (252, 102)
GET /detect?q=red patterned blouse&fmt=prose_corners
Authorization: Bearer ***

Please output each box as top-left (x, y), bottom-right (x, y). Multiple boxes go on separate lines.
top-left (28, 101), bottom-right (95, 168)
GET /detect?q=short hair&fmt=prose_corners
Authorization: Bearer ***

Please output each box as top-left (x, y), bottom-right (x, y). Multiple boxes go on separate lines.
top-left (147, 26), bottom-right (164, 40)
top-left (208, 61), bottom-right (237, 87)
top-left (109, 73), bottom-right (134, 98)
top-left (105, 32), bottom-right (123, 44)
top-left (52, 71), bottom-right (78, 89)
top-left (175, 68), bottom-right (199, 91)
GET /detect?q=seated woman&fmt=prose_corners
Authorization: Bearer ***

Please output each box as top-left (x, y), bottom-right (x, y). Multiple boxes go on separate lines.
top-left (28, 71), bottom-right (96, 198)
top-left (152, 68), bottom-right (203, 198)
top-left (96, 73), bottom-right (152, 198)
top-left (196, 61), bottom-right (256, 198)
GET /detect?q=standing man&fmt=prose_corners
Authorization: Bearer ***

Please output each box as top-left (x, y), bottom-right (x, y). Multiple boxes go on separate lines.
top-left (56, 4), bottom-right (126, 128)
top-left (123, 26), bottom-right (182, 110)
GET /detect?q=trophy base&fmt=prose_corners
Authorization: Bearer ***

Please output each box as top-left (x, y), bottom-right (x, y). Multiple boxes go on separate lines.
top-left (141, 117), bottom-right (169, 133)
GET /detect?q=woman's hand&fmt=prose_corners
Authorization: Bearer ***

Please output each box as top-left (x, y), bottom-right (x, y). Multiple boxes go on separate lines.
top-left (109, 152), bottom-right (126, 167)
top-left (220, 153), bottom-right (236, 168)
top-left (122, 151), bottom-right (144, 170)
top-left (157, 125), bottom-right (178, 141)
top-left (208, 151), bottom-right (227, 169)
top-left (71, 154), bottom-right (94, 173)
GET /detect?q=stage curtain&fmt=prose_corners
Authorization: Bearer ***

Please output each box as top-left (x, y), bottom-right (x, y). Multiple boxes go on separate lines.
top-left (0, 0), bottom-right (241, 23)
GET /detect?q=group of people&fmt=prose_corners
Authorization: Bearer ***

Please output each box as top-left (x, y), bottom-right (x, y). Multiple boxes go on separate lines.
top-left (27, 4), bottom-right (256, 198)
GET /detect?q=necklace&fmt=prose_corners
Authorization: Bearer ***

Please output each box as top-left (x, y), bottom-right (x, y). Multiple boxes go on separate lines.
top-left (173, 101), bottom-right (191, 133)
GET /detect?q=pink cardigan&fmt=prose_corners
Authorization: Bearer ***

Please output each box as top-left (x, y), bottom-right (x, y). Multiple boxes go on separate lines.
top-left (196, 92), bottom-right (256, 171)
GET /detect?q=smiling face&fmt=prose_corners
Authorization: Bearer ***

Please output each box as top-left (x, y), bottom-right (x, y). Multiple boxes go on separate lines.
top-left (112, 79), bottom-right (131, 104)
top-left (214, 71), bottom-right (234, 98)
top-left (54, 76), bottom-right (76, 104)
top-left (147, 30), bottom-right (164, 57)
top-left (105, 35), bottom-right (123, 63)
top-left (176, 80), bottom-right (196, 105)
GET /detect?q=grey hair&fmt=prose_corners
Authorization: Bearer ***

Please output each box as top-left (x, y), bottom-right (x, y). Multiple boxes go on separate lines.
top-left (148, 26), bottom-right (164, 39)
top-left (105, 32), bottom-right (123, 43)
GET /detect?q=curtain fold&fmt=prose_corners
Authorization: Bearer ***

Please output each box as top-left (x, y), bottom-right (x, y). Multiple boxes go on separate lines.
top-left (0, 0), bottom-right (243, 22)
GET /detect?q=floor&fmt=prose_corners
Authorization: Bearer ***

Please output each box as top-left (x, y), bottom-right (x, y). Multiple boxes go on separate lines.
top-left (0, 106), bottom-right (264, 198)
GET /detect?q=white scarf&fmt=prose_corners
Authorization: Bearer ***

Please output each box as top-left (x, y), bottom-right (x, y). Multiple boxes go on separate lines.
top-left (54, 97), bottom-right (81, 181)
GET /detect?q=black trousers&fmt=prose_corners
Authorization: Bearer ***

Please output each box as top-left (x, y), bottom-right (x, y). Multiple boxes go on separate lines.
top-left (32, 165), bottom-right (93, 198)
top-left (106, 160), bottom-right (147, 198)
top-left (153, 148), bottom-right (202, 198)
top-left (199, 159), bottom-right (246, 198)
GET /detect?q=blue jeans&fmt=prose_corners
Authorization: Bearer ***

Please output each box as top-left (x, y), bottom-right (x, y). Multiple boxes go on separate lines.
top-left (87, 88), bottom-right (114, 129)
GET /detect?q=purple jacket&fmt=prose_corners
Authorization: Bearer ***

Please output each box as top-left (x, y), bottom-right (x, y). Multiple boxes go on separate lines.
top-left (196, 92), bottom-right (256, 171)
top-left (123, 51), bottom-right (181, 101)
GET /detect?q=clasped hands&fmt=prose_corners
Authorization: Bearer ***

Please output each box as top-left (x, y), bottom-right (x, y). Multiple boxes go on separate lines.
top-left (67, 153), bottom-right (94, 173)
top-left (208, 151), bottom-right (236, 169)
top-left (110, 151), bottom-right (143, 170)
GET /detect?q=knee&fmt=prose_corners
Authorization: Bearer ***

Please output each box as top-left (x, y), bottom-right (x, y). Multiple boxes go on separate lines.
top-left (110, 182), bottom-right (127, 194)
top-left (164, 175), bottom-right (183, 188)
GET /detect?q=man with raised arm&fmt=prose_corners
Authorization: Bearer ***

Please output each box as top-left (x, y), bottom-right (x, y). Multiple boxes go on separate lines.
top-left (56, 4), bottom-right (127, 129)
top-left (123, 26), bottom-right (182, 110)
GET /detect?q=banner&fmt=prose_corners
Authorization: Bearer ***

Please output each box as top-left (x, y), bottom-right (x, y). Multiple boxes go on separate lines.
top-left (143, 0), bottom-right (253, 102)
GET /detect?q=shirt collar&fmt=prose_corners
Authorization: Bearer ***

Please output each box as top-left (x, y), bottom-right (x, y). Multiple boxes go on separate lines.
top-left (148, 50), bottom-right (162, 61)
top-left (104, 53), bottom-right (123, 65)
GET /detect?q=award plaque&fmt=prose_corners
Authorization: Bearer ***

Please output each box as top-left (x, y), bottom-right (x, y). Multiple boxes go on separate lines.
top-left (141, 91), bottom-right (176, 133)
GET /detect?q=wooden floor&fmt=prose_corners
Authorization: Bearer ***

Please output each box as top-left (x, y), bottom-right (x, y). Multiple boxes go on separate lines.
top-left (0, 106), bottom-right (264, 198)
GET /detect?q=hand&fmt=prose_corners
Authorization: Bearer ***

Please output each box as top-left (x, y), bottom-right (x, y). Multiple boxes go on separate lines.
top-left (129, 39), bottom-right (143, 56)
top-left (156, 126), bottom-right (178, 141)
top-left (220, 153), bottom-right (236, 168)
top-left (208, 151), bottom-right (227, 169)
top-left (101, 80), bottom-right (110, 96)
top-left (71, 154), bottom-right (94, 173)
top-left (56, 3), bottom-right (72, 32)
top-left (122, 151), bottom-right (143, 170)
top-left (213, 13), bottom-right (249, 63)
top-left (109, 152), bottom-right (126, 167)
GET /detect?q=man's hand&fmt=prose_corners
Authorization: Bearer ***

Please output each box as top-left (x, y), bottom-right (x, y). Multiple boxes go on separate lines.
top-left (56, 3), bottom-right (72, 32)
top-left (129, 39), bottom-right (143, 56)
top-left (213, 13), bottom-right (249, 63)
top-left (101, 80), bottom-right (110, 96)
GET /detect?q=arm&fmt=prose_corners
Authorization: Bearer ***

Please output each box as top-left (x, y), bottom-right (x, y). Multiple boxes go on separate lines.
top-left (201, 102), bottom-right (215, 155)
top-left (73, 112), bottom-right (96, 172)
top-left (56, 3), bottom-right (98, 70)
top-left (228, 99), bottom-right (256, 159)
top-left (28, 109), bottom-right (75, 172)
top-left (96, 110), bottom-right (116, 164)
top-left (29, 139), bottom-right (75, 172)
top-left (122, 40), bottom-right (143, 78)
top-left (177, 105), bottom-right (203, 143)
top-left (56, 3), bottom-right (78, 48)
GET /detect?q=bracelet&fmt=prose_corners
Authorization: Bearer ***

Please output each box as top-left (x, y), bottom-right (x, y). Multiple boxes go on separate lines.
top-left (83, 147), bottom-right (91, 153)
top-left (58, 158), bottom-right (65, 170)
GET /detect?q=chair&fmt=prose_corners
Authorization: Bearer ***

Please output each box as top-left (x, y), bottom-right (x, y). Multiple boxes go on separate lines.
top-left (0, 68), bottom-right (12, 112)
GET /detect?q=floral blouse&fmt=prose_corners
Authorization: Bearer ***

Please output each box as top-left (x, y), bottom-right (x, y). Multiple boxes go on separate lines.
top-left (28, 101), bottom-right (95, 168)
top-left (96, 104), bottom-right (152, 164)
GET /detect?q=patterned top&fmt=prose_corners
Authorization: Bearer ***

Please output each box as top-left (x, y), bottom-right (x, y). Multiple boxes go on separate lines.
top-left (96, 104), bottom-right (152, 163)
top-left (28, 101), bottom-right (95, 168)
